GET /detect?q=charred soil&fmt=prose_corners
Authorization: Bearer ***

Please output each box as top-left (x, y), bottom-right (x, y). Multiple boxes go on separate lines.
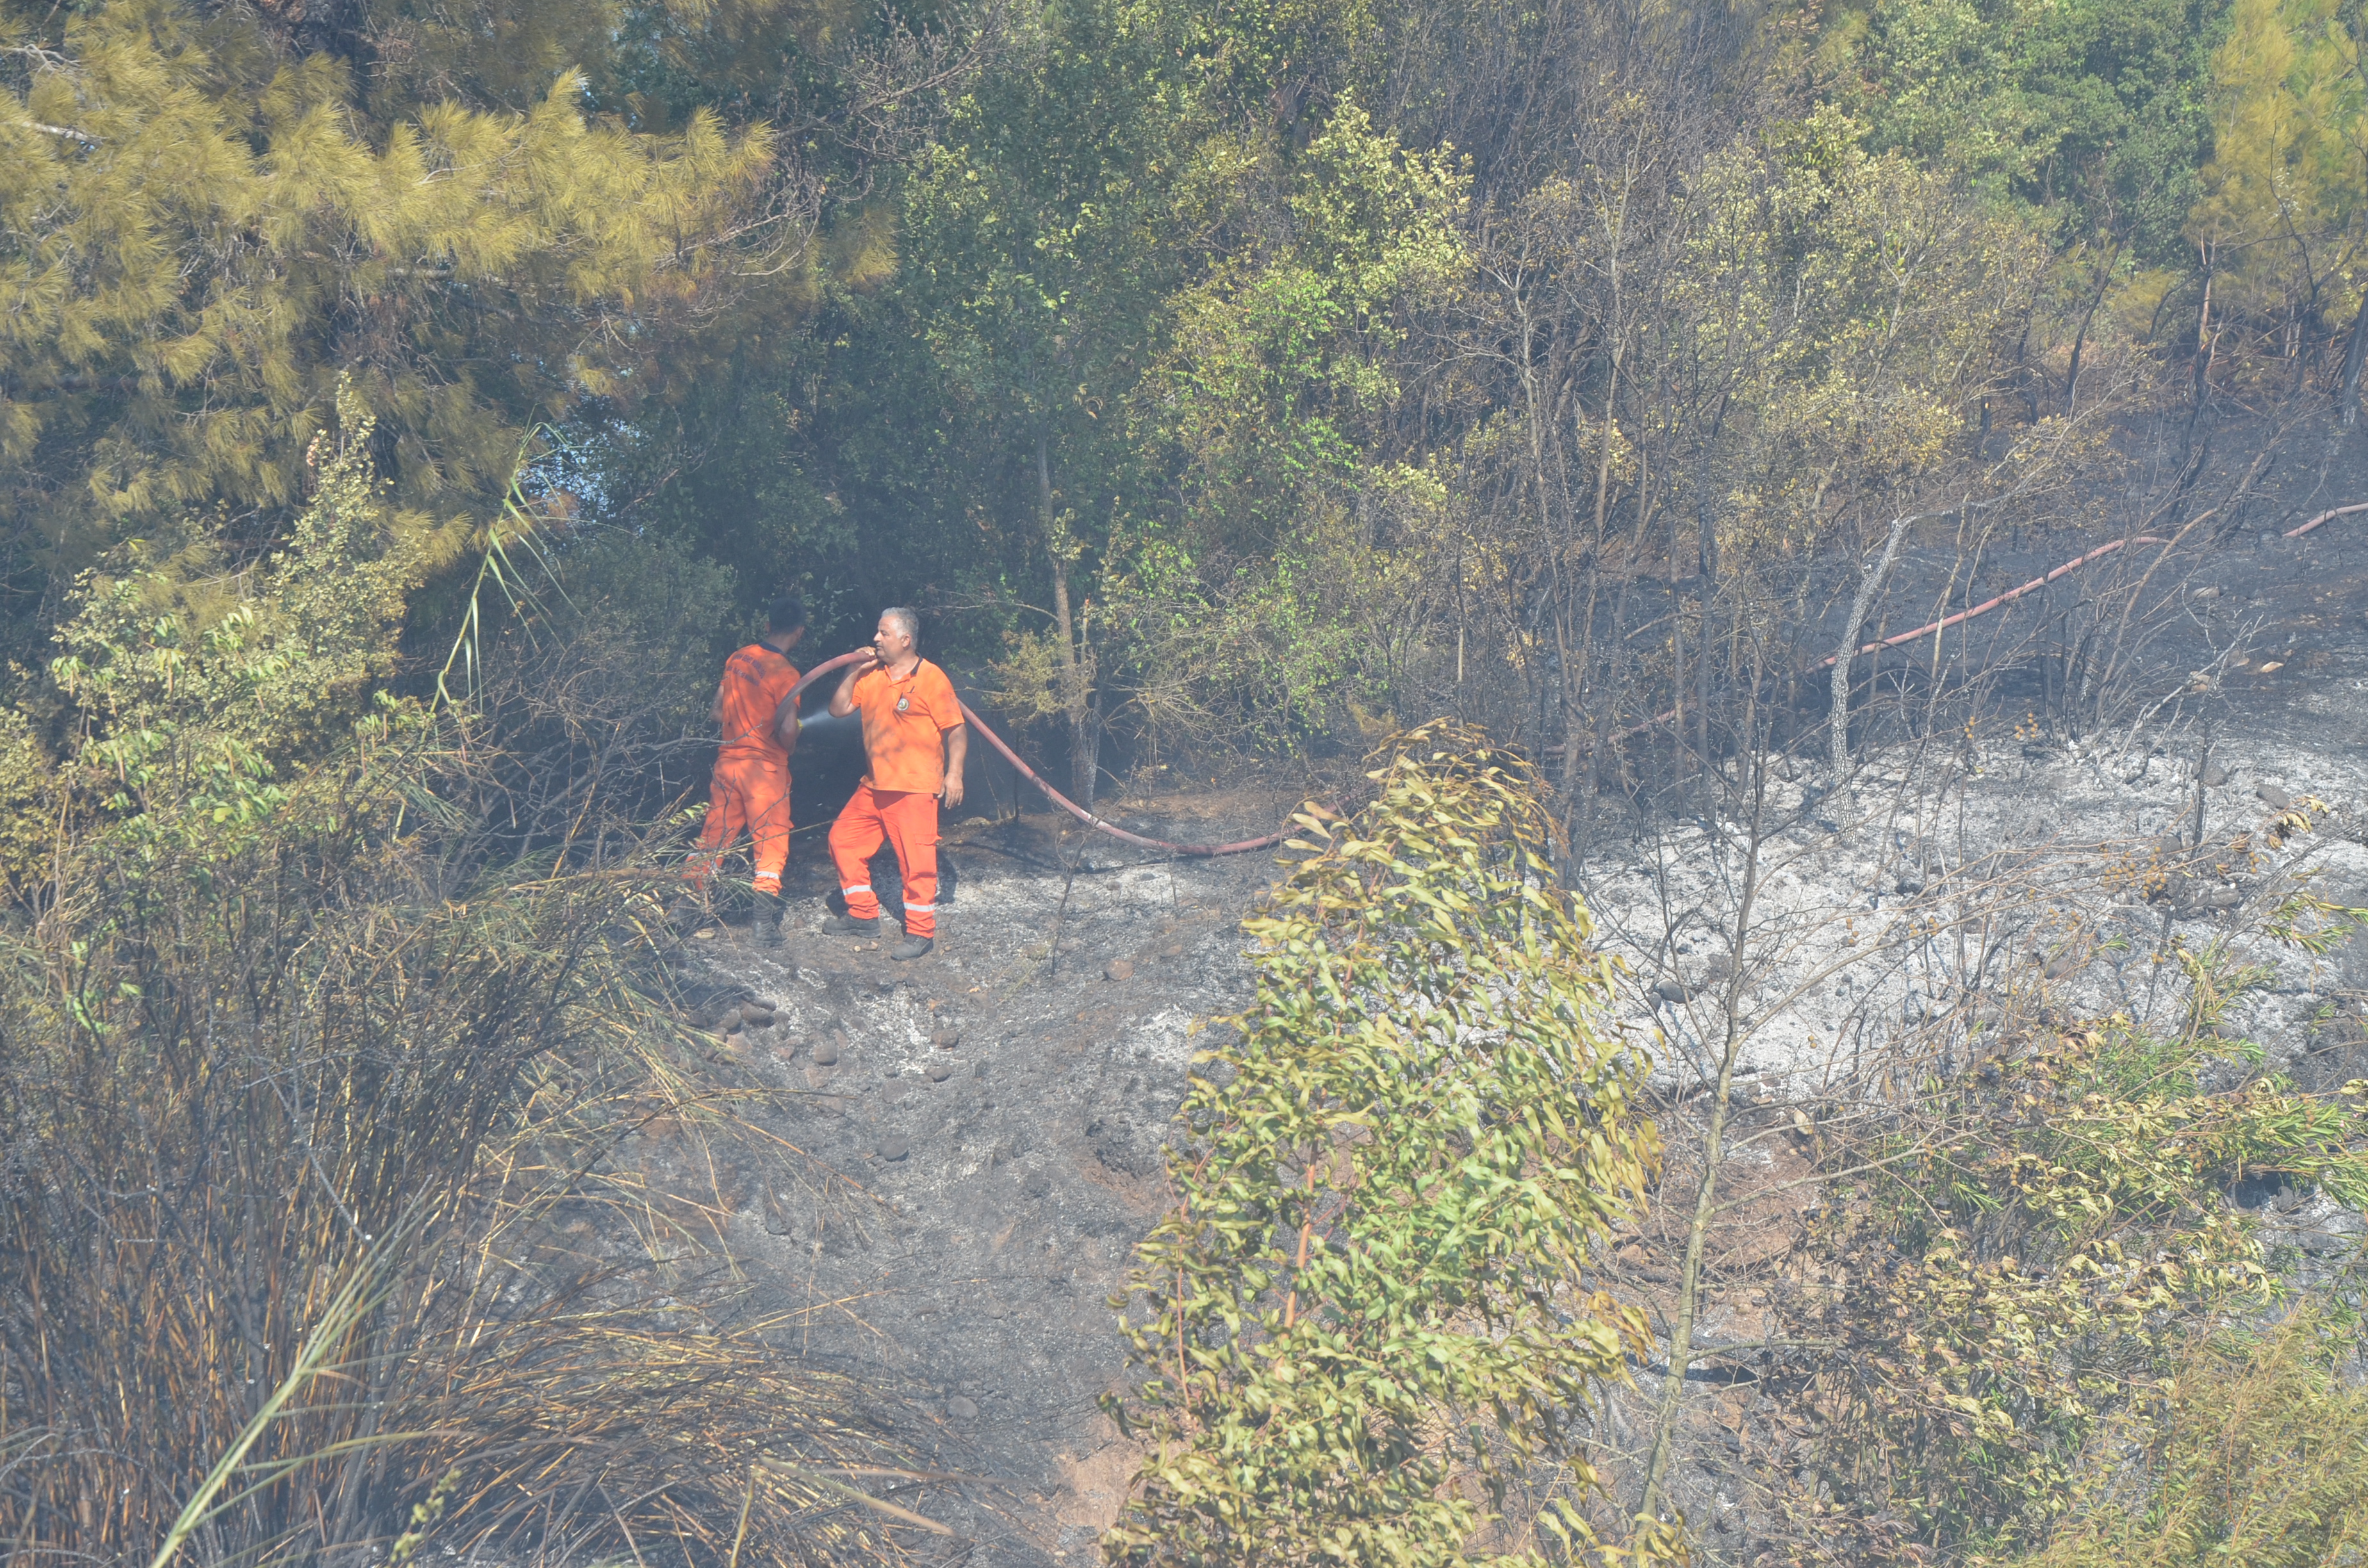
top-left (650, 477), bottom-right (2368, 1566)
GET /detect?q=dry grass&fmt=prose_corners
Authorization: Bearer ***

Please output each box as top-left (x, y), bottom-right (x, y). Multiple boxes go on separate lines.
top-left (0, 607), bottom-right (940, 1565)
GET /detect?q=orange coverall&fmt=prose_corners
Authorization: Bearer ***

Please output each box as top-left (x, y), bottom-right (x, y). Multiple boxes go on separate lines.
top-left (690, 643), bottom-right (800, 894)
top-left (828, 660), bottom-right (961, 938)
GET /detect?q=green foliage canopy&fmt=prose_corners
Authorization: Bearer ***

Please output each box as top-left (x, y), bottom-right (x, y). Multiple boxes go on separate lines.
top-left (2192, 0), bottom-right (2368, 355)
top-left (1, 0), bottom-right (768, 634)
top-left (1814, 0), bottom-right (2224, 262)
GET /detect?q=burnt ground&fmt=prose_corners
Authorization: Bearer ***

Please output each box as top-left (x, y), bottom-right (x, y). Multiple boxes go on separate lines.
top-left (1564, 418), bottom-right (2368, 1551)
top-left (641, 414), bottom-right (2368, 1566)
top-left (666, 791), bottom-right (1297, 1566)
top-left (1583, 498), bottom-right (2368, 1091)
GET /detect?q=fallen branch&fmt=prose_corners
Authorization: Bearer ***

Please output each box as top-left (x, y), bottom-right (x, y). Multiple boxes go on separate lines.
top-left (15, 118), bottom-right (96, 142)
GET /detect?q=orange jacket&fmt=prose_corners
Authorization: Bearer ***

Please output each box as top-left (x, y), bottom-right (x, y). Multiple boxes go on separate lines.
top-left (850, 660), bottom-right (962, 793)
top-left (716, 644), bottom-right (801, 764)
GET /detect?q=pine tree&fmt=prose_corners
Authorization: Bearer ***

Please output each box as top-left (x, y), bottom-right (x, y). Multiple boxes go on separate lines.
top-left (2191, 0), bottom-right (2368, 404)
top-left (1, 0), bottom-right (770, 648)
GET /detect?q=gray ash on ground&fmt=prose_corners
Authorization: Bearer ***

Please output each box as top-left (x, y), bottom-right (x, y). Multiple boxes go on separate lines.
top-left (673, 796), bottom-right (1290, 1564)
top-left (650, 477), bottom-right (2368, 1565)
top-left (1585, 491), bottom-right (2368, 1097)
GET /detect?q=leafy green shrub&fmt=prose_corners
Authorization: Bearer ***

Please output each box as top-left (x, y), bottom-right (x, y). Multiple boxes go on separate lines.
top-left (1996, 1312), bottom-right (2368, 1568)
top-left (1772, 1002), bottom-right (2368, 1562)
top-left (1103, 723), bottom-right (1680, 1567)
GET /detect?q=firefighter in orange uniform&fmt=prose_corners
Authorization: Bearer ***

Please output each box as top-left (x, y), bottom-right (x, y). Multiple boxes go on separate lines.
top-left (687, 593), bottom-right (806, 945)
top-left (821, 606), bottom-right (966, 960)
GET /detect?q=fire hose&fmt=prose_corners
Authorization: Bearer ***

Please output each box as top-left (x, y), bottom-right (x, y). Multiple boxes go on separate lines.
top-left (1606, 501), bottom-right (2368, 744)
top-left (1613, 531), bottom-right (2178, 742)
top-left (785, 502), bottom-right (2368, 833)
top-left (781, 650), bottom-right (1295, 857)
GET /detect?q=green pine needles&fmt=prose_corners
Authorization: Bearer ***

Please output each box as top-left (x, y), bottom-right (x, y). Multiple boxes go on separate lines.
top-left (1103, 723), bottom-right (1679, 1568)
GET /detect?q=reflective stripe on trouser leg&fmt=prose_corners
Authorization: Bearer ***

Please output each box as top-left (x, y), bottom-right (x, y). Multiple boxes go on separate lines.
top-left (829, 782), bottom-right (889, 920)
top-left (875, 788), bottom-right (940, 937)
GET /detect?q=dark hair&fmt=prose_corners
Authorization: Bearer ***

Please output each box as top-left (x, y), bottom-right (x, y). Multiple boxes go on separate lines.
top-left (880, 606), bottom-right (920, 645)
top-left (767, 592), bottom-right (807, 633)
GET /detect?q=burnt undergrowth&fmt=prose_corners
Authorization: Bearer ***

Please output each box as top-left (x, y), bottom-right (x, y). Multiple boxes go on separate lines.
top-left (0, 420), bottom-right (933, 1568)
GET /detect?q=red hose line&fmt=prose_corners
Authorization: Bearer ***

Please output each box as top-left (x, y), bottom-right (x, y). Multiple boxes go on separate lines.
top-left (957, 703), bottom-right (1294, 855)
top-left (780, 649), bottom-right (1293, 858)
top-left (781, 648), bottom-right (878, 708)
top-left (787, 509), bottom-right (2346, 798)
top-left (1606, 532), bottom-right (2173, 742)
top-left (1816, 533), bottom-right (2174, 666)
top-left (2285, 501), bottom-right (2368, 539)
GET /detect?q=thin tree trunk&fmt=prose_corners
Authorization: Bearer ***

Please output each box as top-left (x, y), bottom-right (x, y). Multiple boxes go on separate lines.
top-left (1574, 312), bottom-right (1631, 846)
top-left (1670, 507), bottom-right (1686, 785)
top-left (2064, 238), bottom-right (2123, 416)
top-left (1515, 293), bottom-right (1586, 838)
top-left (2340, 290), bottom-right (2368, 428)
top-left (1830, 514), bottom-right (1911, 787)
top-left (1588, 511), bottom-right (1647, 817)
top-left (1638, 812), bottom-right (1767, 1521)
top-left (1694, 498), bottom-right (1714, 790)
top-left (2184, 241), bottom-right (2216, 456)
top-left (1038, 430), bottom-right (1096, 804)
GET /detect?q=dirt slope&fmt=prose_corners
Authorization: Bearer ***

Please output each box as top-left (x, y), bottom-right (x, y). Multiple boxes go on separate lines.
top-left (673, 797), bottom-right (1292, 1565)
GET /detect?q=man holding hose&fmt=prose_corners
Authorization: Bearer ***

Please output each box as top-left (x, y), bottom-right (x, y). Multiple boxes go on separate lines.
top-left (819, 607), bottom-right (966, 960)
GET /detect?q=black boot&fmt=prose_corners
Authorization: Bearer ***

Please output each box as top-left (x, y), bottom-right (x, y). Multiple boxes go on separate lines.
top-left (755, 890), bottom-right (785, 947)
top-left (822, 912), bottom-right (880, 936)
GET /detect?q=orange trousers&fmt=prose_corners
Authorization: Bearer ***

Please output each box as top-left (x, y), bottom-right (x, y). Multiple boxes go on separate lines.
top-left (829, 781), bottom-right (938, 937)
top-left (689, 753), bottom-right (791, 894)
